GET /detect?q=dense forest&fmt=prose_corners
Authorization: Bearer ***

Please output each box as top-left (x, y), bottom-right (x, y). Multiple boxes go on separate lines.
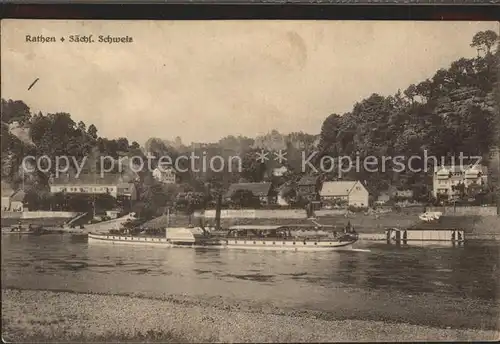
top-left (317, 30), bottom-right (500, 199)
top-left (1, 30), bottom-right (499, 217)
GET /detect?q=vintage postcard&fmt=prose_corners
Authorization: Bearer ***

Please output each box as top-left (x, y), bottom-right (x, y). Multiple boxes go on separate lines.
top-left (1, 19), bottom-right (499, 342)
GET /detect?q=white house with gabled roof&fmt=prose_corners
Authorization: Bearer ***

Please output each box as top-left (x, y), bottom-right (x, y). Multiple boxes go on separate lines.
top-left (319, 180), bottom-right (369, 207)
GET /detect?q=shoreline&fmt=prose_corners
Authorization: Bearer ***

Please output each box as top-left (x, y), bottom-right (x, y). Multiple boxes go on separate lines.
top-left (4, 231), bottom-right (499, 242)
top-left (2, 288), bottom-right (498, 342)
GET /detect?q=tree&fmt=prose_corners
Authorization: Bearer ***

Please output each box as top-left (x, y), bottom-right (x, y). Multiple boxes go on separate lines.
top-left (318, 113), bottom-right (342, 158)
top-left (87, 124), bottom-right (98, 140)
top-left (24, 190), bottom-right (41, 210)
top-left (1, 99), bottom-right (31, 124)
top-left (94, 193), bottom-right (117, 211)
top-left (230, 189), bottom-right (260, 208)
top-left (77, 121), bottom-right (86, 132)
top-left (135, 175), bottom-right (169, 218)
top-left (281, 186), bottom-right (297, 204)
top-left (174, 191), bottom-right (206, 213)
top-left (240, 149), bottom-right (267, 182)
top-left (471, 30), bottom-right (499, 56)
top-left (312, 30), bottom-right (499, 198)
top-left (30, 112), bottom-right (94, 172)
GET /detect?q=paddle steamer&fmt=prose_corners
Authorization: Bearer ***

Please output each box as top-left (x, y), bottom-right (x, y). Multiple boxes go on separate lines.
top-left (87, 224), bottom-right (358, 251)
top-left (87, 193), bottom-right (358, 250)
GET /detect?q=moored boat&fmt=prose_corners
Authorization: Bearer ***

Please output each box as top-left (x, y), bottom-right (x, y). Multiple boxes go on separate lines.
top-left (88, 224), bottom-right (358, 251)
top-left (88, 226), bottom-right (216, 248)
top-left (216, 224), bottom-right (358, 251)
top-left (2, 224), bottom-right (50, 235)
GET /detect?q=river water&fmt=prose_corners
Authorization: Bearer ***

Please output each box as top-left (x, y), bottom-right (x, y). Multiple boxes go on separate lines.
top-left (2, 234), bottom-right (499, 330)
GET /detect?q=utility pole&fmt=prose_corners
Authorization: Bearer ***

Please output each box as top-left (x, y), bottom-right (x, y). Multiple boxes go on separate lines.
top-left (215, 192), bottom-right (222, 231)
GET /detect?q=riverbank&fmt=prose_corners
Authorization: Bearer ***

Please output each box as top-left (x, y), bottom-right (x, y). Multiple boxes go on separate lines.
top-left (2, 289), bottom-right (498, 342)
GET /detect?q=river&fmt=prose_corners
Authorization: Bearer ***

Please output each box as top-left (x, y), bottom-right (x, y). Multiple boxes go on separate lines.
top-left (2, 234), bottom-right (499, 331)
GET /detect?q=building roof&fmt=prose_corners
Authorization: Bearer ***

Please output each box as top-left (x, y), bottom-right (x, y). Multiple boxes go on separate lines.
top-left (395, 189), bottom-right (414, 194)
top-left (117, 183), bottom-right (135, 190)
top-left (50, 173), bottom-right (132, 186)
top-left (320, 181), bottom-right (363, 197)
top-left (298, 175), bottom-right (319, 186)
top-left (435, 165), bottom-right (488, 175)
top-left (10, 190), bottom-right (26, 202)
top-left (225, 182), bottom-right (273, 198)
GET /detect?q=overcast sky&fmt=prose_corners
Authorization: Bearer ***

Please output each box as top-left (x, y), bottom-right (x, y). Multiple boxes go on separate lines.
top-left (2, 20), bottom-right (498, 146)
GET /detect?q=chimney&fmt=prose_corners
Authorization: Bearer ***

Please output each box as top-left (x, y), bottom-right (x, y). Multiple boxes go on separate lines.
top-left (215, 193), bottom-right (222, 231)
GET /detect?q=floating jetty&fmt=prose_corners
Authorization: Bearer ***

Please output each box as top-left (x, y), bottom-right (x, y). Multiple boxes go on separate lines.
top-left (386, 228), bottom-right (465, 243)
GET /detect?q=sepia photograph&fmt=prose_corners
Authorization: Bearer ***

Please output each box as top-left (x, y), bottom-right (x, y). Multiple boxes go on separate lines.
top-left (1, 19), bottom-right (499, 342)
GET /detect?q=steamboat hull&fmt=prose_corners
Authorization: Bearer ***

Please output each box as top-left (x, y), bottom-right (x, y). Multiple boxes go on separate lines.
top-left (87, 233), bottom-right (356, 251)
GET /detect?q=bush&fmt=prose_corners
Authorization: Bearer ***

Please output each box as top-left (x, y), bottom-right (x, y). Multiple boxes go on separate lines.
top-left (347, 205), bottom-right (368, 213)
top-left (392, 205), bottom-right (402, 212)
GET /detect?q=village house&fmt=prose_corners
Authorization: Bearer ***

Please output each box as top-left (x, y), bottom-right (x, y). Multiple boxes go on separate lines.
top-left (49, 173), bottom-right (137, 200)
top-left (152, 165), bottom-right (177, 184)
top-left (377, 186), bottom-right (414, 204)
top-left (376, 192), bottom-right (391, 204)
top-left (272, 166), bottom-right (288, 177)
top-left (377, 185), bottom-right (397, 204)
top-left (1, 181), bottom-right (14, 211)
top-left (296, 175), bottom-right (321, 202)
top-left (395, 189), bottom-right (414, 199)
top-left (320, 180), bottom-right (369, 207)
top-left (224, 182), bottom-right (277, 206)
top-left (1, 182), bottom-right (26, 212)
top-left (10, 190), bottom-right (26, 211)
top-left (433, 165), bottom-right (488, 199)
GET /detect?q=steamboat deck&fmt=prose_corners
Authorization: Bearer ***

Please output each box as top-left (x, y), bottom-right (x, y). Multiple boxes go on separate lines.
top-left (88, 224), bottom-right (358, 251)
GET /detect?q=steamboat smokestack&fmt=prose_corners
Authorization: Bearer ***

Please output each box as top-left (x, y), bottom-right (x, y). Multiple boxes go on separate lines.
top-left (215, 193), bottom-right (222, 231)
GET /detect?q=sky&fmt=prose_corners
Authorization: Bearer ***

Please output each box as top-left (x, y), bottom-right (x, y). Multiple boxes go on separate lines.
top-left (2, 20), bottom-right (498, 146)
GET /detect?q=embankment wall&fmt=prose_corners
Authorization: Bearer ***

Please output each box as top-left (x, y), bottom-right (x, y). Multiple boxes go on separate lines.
top-left (1, 211), bottom-right (78, 219)
top-left (203, 209), bottom-right (307, 219)
top-left (314, 213), bottom-right (421, 233)
top-left (426, 206), bottom-right (498, 216)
